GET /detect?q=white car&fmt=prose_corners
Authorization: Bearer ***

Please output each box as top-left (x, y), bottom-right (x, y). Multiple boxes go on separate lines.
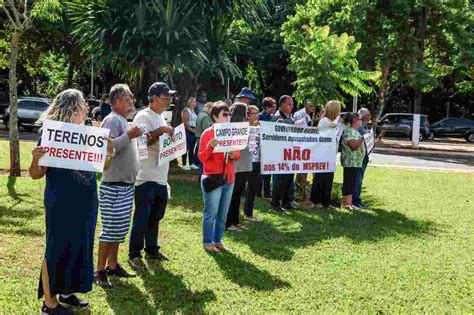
top-left (3, 97), bottom-right (50, 131)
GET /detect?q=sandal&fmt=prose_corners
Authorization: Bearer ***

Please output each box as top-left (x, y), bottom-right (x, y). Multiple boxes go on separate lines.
top-left (236, 224), bottom-right (248, 230)
top-left (203, 245), bottom-right (220, 253)
top-left (226, 225), bottom-right (241, 232)
top-left (215, 243), bottom-right (230, 252)
top-left (244, 216), bottom-right (261, 222)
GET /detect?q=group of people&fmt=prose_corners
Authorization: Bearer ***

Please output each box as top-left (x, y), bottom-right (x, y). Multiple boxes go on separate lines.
top-left (29, 83), bottom-right (372, 314)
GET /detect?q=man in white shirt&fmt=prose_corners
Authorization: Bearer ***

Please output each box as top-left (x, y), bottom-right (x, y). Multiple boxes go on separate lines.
top-left (128, 82), bottom-right (175, 270)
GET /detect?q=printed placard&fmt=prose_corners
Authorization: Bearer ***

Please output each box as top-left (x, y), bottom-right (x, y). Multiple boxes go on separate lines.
top-left (364, 128), bottom-right (375, 154)
top-left (158, 123), bottom-right (187, 165)
top-left (260, 121), bottom-right (337, 174)
top-left (137, 123), bottom-right (148, 160)
top-left (39, 119), bottom-right (110, 172)
top-left (213, 122), bottom-right (249, 153)
top-left (249, 126), bottom-right (260, 162)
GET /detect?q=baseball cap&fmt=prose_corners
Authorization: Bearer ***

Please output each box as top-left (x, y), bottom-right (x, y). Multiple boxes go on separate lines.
top-left (148, 82), bottom-right (177, 99)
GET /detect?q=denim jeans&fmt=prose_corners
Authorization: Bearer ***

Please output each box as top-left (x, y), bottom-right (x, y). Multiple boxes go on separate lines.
top-left (129, 182), bottom-right (168, 259)
top-left (353, 155), bottom-right (369, 204)
top-left (201, 181), bottom-right (235, 245)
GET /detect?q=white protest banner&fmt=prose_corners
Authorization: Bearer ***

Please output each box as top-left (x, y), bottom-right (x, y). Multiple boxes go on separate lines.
top-left (294, 108), bottom-right (309, 126)
top-left (213, 122), bottom-right (249, 153)
top-left (260, 121), bottom-right (337, 174)
top-left (137, 123), bottom-right (148, 160)
top-left (335, 117), bottom-right (344, 148)
top-left (364, 128), bottom-right (375, 154)
top-left (249, 126), bottom-right (260, 162)
top-left (158, 123), bottom-right (187, 165)
top-left (39, 119), bottom-right (110, 172)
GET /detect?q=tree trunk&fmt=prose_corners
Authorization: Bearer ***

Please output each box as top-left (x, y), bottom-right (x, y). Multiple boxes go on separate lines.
top-left (413, 6), bottom-right (427, 114)
top-left (9, 31), bottom-right (21, 177)
top-left (66, 61), bottom-right (75, 88)
top-left (375, 63), bottom-right (391, 120)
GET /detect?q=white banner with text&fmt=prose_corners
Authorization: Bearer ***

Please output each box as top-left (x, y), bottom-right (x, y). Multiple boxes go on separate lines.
top-left (39, 119), bottom-right (110, 172)
top-left (213, 122), bottom-right (249, 153)
top-left (260, 121), bottom-right (337, 174)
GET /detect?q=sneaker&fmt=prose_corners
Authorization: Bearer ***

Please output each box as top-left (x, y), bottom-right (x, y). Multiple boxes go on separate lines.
top-left (128, 257), bottom-right (147, 270)
top-left (190, 164), bottom-right (199, 170)
top-left (41, 302), bottom-right (74, 315)
top-left (313, 203), bottom-right (323, 209)
top-left (106, 264), bottom-right (136, 278)
top-left (146, 252), bottom-right (170, 261)
top-left (270, 202), bottom-right (286, 213)
top-left (94, 270), bottom-right (112, 288)
top-left (182, 165), bottom-right (191, 171)
top-left (58, 294), bottom-right (89, 309)
top-left (291, 201), bottom-right (300, 208)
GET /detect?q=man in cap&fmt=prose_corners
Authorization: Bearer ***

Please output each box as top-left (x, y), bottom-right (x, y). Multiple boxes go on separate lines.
top-left (235, 87), bottom-right (256, 105)
top-left (128, 82), bottom-right (175, 270)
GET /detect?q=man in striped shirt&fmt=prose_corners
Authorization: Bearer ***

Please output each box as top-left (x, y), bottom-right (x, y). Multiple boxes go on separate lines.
top-left (94, 84), bottom-right (143, 288)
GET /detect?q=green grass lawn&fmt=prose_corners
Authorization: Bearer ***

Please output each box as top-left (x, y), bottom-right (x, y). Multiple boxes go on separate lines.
top-left (0, 141), bottom-right (473, 313)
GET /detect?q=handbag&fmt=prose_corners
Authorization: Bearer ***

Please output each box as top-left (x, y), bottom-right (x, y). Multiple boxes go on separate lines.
top-left (202, 153), bottom-right (227, 193)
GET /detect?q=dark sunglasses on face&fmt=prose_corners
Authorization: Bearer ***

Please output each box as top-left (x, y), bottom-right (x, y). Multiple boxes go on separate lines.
top-left (222, 112), bottom-right (231, 117)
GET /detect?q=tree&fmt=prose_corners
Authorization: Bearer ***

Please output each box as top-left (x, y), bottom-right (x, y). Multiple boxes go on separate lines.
top-left (295, 0), bottom-right (473, 117)
top-left (281, 4), bottom-right (379, 106)
top-left (1, 0), bottom-right (61, 176)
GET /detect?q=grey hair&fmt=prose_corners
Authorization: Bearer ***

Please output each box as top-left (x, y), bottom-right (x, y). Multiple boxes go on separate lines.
top-left (109, 84), bottom-right (131, 105)
top-left (230, 102), bottom-right (248, 122)
top-left (38, 89), bottom-right (85, 125)
top-left (187, 97), bottom-right (196, 106)
top-left (358, 107), bottom-right (371, 118)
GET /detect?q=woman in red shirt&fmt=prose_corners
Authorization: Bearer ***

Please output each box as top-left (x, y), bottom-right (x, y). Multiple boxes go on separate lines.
top-left (198, 102), bottom-right (240, 252)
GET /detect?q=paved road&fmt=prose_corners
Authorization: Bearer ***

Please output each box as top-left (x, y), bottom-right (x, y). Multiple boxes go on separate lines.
top-left (370, 147), bottom-right (474, 173)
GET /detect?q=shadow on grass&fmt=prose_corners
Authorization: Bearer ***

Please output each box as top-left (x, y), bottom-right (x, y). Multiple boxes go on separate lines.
top-left (209, 251), bottom-right (290, 291)
top-left (7, 176), bottom-right (26, 201)
top-left (0, 178), bottom-right (43, 236)
top-left (227, 181), bottom-right (437, 262)
top-left (105, 262), bottom-right (216, 314)
top-left (168, 179), bottom-right (204, 213)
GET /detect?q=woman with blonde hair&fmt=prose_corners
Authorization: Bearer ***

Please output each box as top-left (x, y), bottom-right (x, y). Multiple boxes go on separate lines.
top-left (29, 89), bottom-right (113, 314)
top-left (310, 100), bottom-right (341, 208)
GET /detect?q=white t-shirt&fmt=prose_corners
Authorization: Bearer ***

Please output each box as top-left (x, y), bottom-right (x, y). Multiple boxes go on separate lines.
top-left (133, 107), bottom-right (169, 186)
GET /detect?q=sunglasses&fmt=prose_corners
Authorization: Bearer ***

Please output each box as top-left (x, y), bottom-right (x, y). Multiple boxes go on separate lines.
top-left (222, 112), bottom-right (231, 117)
top-left (248, 112), bottom-right (259, 115)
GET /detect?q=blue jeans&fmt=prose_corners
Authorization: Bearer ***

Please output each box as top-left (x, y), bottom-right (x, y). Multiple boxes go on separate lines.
top-left (353, 155), bottom-right (369, 205)
top-left (201, 182), bottom-right (235, 245)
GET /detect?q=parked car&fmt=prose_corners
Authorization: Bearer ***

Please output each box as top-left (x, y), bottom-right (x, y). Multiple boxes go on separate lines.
top-left (430, 118), bottom-right (474, 142)
top-left (377, 113), bottom-right (433, 141)
top-left (3, 97), bottom-right (50, 131)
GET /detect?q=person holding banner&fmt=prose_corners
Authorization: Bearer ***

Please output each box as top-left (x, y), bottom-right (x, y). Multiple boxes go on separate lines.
top-left (352, 108), bottom-right (372, 208)
top-left (226, 103), bottom-right (252, 231)
top-left (259, 97), bottom-right (276, 199)
top-left (311, 100), bottom-right (341, 208)
top-left (198, 102), bottom-right (240, 252)
top-left (244, 105), bottom-right (262, 221)
top-left (29, 89), bottom-right (113, 314)
top-left (271, 95), bottom-right (297, 212)
top-left (341, 113), bottom-right (366, 210)
top-left (195, 102), bottom-right (214, 182)
top-left (94, 84), bottom-right (142, 288)
top-left (181, 97), bottom-right (199, 171)
top-left (128, 82), bottom-right (175, 269)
